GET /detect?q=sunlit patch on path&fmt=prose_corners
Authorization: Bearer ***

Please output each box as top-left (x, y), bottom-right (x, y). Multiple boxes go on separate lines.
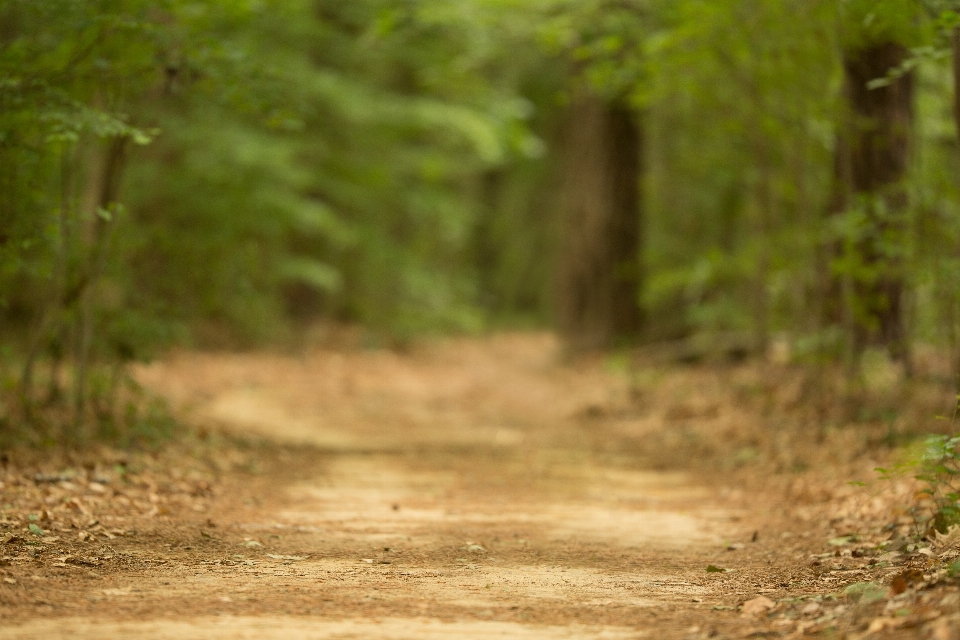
top-left (0, 616), bottom-right (648, 640)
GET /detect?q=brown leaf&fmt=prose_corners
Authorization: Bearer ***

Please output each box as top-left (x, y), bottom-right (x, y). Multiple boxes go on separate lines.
top-left (66, 497), bottom-right (88, 515)
top-left (866, 617), bottom-right (904, 633)
top-left (801, 601), bottom-right (821, 615)
top-left (1, 533), bottom-right (23, 545)
top-left (890, 569), bottom-right (923, 595)
top-left (741, 595), bottom-right (776, 617)
top-left (889, 575), bottom-right (908, 595)
top-left (929, 619), bottom-right (957, 640)
top-left (87, 482), bottom-right (108, 494)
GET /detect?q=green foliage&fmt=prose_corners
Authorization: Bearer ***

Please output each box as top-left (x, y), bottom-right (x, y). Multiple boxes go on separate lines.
top-left (949, 559), bottom-right (960, 577)
top-left (843, 581), bottom-right (887, 604)
top-left (4, 0), bottom-right (960, 444)
top-left (643, 0), bottom-right (838, 342)
top-left (840, 0), bottom-right (928, 49)
top-left (914, 432), bottom-right (960, 533)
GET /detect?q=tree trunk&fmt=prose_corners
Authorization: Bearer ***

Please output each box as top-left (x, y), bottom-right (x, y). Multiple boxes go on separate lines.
top-left (820, 131), bottom-right (850, 331)
top-left (751, 136), bottom-right (775, 357)
top-left (474, 170), bottom-right (503, 313)
top-left (836, 42), bottom-right (914, 368)
top-left (951, 26), bottom-right (960, 389)
top-left (73, 135), bottom-right (129, 430)
top-left (21, 147), bottom-right (75, 407)
top-left (555, 95), bottom-right (643, 351)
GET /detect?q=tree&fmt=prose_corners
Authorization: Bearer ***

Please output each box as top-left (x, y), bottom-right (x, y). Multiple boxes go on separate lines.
top-left (555, 94), bottom-right (643, 349)
top-left (829, 1), bottom-right (924, 372)
top-left (541, 0), bottom-right (649, 350)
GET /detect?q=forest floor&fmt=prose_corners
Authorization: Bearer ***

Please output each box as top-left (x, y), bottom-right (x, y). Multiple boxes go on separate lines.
top-left (1, 332), bottom-right (959, 639)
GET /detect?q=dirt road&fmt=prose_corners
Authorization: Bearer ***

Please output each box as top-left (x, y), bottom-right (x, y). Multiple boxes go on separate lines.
top-left (0, 333), bottom-right (910, 638)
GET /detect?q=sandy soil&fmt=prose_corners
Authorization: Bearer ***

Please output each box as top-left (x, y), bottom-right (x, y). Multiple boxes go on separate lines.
top-left (1, 333), bottom-right (958, 638)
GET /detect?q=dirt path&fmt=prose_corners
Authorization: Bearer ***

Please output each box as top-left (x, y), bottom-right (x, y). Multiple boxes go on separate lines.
top-left (2, 333), bottom-right (932, 638)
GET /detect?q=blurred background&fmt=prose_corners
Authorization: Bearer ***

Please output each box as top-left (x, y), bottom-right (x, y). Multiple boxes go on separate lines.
top-left (2, 0), bottom-right (960, 443)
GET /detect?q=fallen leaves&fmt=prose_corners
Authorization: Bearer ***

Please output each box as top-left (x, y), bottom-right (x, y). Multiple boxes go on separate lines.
top-left (864, 616), bottom-right (907, 635)
top-left (66, 497), bottom-right (89, 515)
top-left (889, 569), bottom-right (924, 595)
top-left (265, 554), bottom-right (306, 561)
top-left (935, 525), bottom-right (960, 551)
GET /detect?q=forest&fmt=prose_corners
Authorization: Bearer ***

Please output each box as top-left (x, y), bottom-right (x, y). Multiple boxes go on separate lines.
top-left (5, 1), bottom-right (960, 636)
top-left (3, 0), bottom-right (960, 442)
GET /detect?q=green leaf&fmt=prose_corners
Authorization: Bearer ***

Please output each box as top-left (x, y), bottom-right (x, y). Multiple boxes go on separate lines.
top-left (28, 523), bottom-right (44, 536)
top-left (706, 564), bottom-right (727, 573)
top-left (948, 560), bottom-right (960, 578)
top-left (866, 77), bottom-right (892, 90)
top-left (843, 582), bottom-right (886, 604)
top-left (279, 258), bottom-right (343, 293)
top-left (131, 129), bottom-right (157, 145)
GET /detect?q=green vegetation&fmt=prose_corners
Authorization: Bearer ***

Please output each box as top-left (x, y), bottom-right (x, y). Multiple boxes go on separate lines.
top-left (3, 0), bottom-right (960, 442)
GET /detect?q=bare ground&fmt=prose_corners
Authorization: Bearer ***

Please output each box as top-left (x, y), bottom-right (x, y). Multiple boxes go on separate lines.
top-left (1, 333), bottom-right (959, 638)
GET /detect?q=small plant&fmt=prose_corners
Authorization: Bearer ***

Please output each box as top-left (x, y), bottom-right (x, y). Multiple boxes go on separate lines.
top-left (915, 434), bottom-right (960, 534)
top-left (843, 581), bottom-right (887, 604)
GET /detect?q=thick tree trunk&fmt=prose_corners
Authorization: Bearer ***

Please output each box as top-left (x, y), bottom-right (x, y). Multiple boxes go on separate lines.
top-left (555, 95), bottom-right (643, 351)
top-left (834, 43), bottom-right (914, 367)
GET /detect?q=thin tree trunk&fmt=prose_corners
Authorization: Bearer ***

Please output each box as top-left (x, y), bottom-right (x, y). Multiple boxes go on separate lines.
top-left (820, 132), bottom-right (850, 335)
top-left (951, 27), bottom-right (960, 146)
top-left (951, 26), bottom-right (960, 388)
top-left (608, 104), bottom-right (645, 339)
top-left (751, 137), bottom-right (774, 357)
top-left (474, 170), bottom-right (503, 312)
top-left (555, 95), bottom-right (643, 351)
top-left (21, 147), bottom-right (74, 408)
top-left (823, 122), bottom-right (861, 385)
top-left (73, 136), bottom-right (129, 431)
